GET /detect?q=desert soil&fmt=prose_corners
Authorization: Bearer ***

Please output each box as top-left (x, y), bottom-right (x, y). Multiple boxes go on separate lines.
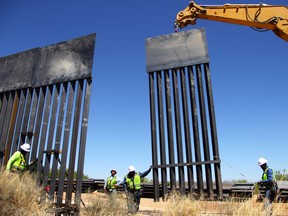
top-left (81, 192), bottom-right (165, 215)
top-left (80, 192), bottom-right (288, 216)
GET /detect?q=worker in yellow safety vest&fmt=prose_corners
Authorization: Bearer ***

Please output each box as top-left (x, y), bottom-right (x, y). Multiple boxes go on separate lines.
top-left (6, 143), bottom-right (31, 172)
top-left (104, 169), bottom-right (122, 195)
top-left (121, 165), bottom-right (151, 213)
top-left (257, 157), bottom-right (278, 215)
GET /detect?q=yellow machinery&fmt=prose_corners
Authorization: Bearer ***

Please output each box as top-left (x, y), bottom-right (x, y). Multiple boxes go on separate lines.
top-left (175, 1), bottom-right (288, 42)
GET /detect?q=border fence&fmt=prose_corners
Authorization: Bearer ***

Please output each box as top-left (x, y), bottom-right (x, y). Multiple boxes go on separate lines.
top-left (0, 34), bottom-right (96, 210)
top-left (145, 29), bottom-right (223, 201)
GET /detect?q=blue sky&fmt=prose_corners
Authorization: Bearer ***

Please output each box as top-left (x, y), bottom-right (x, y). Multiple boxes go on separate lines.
top-left (0, 0), bottom-right (287, 183)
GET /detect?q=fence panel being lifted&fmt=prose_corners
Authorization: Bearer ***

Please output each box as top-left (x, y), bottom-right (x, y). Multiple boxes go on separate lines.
top-left (145, 29), bottom-right (223, 201)
top-left (0, 34), bottom-right (96, 211)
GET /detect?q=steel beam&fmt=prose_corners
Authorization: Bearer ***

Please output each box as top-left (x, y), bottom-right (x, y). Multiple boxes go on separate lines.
top-left (149, 73), bottom-right (160, 202)
top-left (164, 70), bottom-right (177, 190)
top-left (172, 69), bottom-right (186, 195)
top-left (188, 66), bottom-right (204, 195)
top-left (204, 63), bottom-right (223, 199)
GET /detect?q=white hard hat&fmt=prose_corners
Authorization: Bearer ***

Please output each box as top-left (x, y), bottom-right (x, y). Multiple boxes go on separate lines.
top-left (128, 165), bottom-right (135, 172)
top-left (110, 169), bottom-right (117, 174)
top-left (258, 157), bottom-right (268, 166)
top-left (20, 143), bottom-right (31, 152)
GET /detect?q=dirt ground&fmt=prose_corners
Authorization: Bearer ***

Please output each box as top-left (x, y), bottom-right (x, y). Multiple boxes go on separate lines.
top-left (80, 192), bottom-right (288, 216)
top-left (138, 198), bottom-right (165, 211)
top-left (81, 191), bottom-right (165, 215)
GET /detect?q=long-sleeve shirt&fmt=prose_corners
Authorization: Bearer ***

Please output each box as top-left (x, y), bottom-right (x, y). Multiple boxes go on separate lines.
top-left (260, 167), bottom-right (274, 184)
top-left (121, 167), bottom-right (151, 188)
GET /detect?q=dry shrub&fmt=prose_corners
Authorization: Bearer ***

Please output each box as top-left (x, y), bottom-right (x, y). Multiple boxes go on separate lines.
top-left (211, 197), bottom-right (265, 216)
top-left (162, 191), bottom-right (284, 216)
top-left (81, 194), bottom-right (126, 216)
top-left (226, 197), bottom-right (284, 216)
top-left (0, 171), bottom-right (49, 216)
top-left (163, 190), bottom-right (201, 216)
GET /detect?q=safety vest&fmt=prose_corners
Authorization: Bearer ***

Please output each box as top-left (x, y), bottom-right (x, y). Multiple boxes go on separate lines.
top-left (107, 176), bottom-right (118, 189)
top-left (126, 172), bottom-right (141, 190)
top-left (6, 151), bottom-right (27, 171)
top-left (262, 167), bottom-right (277, 189)
top-left (262, 167), bottom-right (276, 181)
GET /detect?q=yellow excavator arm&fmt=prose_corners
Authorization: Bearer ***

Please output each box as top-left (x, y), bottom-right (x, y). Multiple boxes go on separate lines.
top-left (175, 1), bottom-right (288, 42)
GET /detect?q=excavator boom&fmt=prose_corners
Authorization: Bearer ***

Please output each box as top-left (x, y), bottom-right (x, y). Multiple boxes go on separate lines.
top-left (175, 1), bottom-right (288, 42)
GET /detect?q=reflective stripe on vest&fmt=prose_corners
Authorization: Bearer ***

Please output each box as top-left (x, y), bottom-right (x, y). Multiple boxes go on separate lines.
top-left (126, 172), bottom-right (141, 190)
top-left (107, 176), bottom-right (118, 189)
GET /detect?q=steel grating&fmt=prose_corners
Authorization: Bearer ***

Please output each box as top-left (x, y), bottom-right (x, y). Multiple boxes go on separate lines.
top-left (0, 34), bottom-right (95, 209)
top-left (145, 28), bottom-right (223, 201)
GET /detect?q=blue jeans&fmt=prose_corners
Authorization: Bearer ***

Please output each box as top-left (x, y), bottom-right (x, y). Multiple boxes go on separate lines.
top-left (264, 186), bottom-right (277, 215)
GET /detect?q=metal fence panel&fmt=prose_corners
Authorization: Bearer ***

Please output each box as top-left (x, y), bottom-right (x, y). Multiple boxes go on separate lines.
top-left (33, 34), bottom-right (95, 87)
top-left (0, 34), bottom-right (96, 211)
top-left (146, 29), bottom-right (223, 201)
top-left (0, 34), bottom-right (95, 93)
top-left (145, 28), bottom-right (209, 73)
top-left (0, 49), bottom-right (38, 92)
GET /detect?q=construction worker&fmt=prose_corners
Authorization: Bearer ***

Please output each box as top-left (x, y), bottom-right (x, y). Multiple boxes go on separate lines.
top-left (6, 143), bottom-right (31, 172)
top-left (122, 165), bottom-right (151, 213)
top-left (104, 169), bottom-right (122, 195)
top-left (257, 157), bottom-right (278, 215)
